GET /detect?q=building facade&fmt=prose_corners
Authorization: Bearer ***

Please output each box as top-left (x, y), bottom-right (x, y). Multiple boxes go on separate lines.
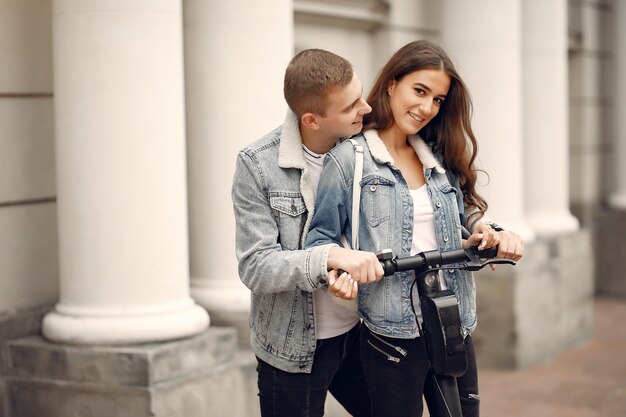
top-left (0, 0), bottom-right (623, 416)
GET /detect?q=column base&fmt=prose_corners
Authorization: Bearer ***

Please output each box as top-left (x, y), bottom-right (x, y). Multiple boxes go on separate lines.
top-left (2, 328), bottom-right (260, 417)
top-left (526, 210), bottom-right (580, 238)
top-left (42, 302), bottom-right (209, 345)
top-left (191, 279), bottom-right (250, 345)
top-left (190, 279), bottom-right (249, 312)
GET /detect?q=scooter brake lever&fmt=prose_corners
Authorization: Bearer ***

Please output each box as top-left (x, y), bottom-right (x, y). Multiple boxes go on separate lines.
top-left (464, 258), bottom-right (516, 271)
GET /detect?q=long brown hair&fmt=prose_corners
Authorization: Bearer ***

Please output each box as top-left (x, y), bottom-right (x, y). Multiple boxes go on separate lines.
top-left (364, 39), bottom-right (487, 224)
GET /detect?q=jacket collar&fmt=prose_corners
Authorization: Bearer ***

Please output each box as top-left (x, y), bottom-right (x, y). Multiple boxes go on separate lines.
top-left (363, 129), bottom-right (446, 174)
top-left (278, 109), bottom-right (307, 169)
top-left (276, 109), bottom-right (315, 246)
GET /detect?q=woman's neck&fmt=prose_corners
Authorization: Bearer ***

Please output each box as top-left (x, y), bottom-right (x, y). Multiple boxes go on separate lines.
top-left (378, 125), bottom-right (410, 153)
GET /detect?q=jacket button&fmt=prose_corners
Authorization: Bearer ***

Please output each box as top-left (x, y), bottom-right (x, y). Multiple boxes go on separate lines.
top-left (444, 235), bottom-right (449, 242)
top-left (436, 202), bottom-right (442, 208)
top-left (370, 185), bottom-right (377, 192)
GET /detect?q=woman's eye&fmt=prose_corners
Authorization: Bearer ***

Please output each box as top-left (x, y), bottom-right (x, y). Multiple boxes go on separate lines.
top-left (414, 88), bottom-right (424, 95)
top-left (434, 97), bottom-right (444, 105)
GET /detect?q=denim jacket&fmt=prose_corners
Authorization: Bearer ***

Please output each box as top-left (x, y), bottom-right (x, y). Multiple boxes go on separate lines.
top-left (231, 110), bottom-right (336, 373)
top-left (305, 130), bottom-right (478, 338)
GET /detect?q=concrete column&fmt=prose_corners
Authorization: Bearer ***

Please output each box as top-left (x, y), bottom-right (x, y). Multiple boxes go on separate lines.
top-left (440, 0), bottom-right (534, 241)
top-left (608, 0), bottom-right (626, 209)
top-left (183, 0), bottom-right (293, 328)
top-left (522, 0), bottom-right (579, 236)
top-left (43, 0), bottom-right (209, 344)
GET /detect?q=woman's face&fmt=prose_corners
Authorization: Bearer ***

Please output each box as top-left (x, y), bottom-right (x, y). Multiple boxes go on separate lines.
top-left (387, 68), bottom-right (451, 136)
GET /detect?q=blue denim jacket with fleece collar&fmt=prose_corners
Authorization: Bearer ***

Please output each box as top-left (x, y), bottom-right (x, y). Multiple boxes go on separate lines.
top-left (231, 110), bottom-right (338, 373)
top-left (305, 129), bottom-right (479, 338)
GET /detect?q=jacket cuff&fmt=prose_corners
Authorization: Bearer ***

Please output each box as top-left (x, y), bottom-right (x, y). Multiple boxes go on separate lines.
top-left (307, 243), bottom-right (339, 289)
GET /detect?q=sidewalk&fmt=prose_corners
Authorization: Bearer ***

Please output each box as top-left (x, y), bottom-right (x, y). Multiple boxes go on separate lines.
top-left (479, 297), bottom-right (626, 417)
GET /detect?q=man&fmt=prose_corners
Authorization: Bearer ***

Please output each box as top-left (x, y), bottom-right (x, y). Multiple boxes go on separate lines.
top-left (231, 49), bottom-right (383, 417)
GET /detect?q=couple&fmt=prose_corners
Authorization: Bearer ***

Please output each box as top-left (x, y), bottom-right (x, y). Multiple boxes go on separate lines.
top-left (232, 40), bottom-right (524, 417)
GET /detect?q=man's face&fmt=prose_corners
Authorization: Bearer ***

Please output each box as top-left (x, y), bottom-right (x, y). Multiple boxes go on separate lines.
top-left (316, 74), bottom-right (372, 139)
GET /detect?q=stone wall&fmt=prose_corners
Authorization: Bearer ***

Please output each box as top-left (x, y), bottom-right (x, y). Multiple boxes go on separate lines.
top-left (595, 207), bottom-right (626, 297)
top-left (1, 328), bottom-right (259, 417)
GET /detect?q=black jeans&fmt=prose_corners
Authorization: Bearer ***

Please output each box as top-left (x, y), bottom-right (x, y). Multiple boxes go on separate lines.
top-left (457, 335), bottom-right (480, 417)
top-left (360, 326), bottom-right (431, 417)
top-left (423, 335), bottom-right (480, 417)
top-left (256, 322), bottom-right (371, 417)
top-left (360, 327), bottom-right (479, 417)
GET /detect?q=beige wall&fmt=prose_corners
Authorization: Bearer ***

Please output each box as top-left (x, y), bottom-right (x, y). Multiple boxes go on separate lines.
top-left (0, 0), bottom-right (58, 323)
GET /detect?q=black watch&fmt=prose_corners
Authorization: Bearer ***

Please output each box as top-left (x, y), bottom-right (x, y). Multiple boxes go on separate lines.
top-left (488, 223), bottom-right (504, 232)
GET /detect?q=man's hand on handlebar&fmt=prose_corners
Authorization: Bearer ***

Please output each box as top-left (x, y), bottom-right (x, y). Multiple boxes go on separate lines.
top-left (327, 247), bottom-right (384, 284)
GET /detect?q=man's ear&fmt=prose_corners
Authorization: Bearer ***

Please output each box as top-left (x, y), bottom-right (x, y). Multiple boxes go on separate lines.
top-left (301, 112), bottom-right (320, 130)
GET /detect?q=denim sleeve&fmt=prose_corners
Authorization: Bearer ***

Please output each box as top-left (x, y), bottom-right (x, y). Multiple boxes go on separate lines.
top-left (305, 152), bottom-right (351, 249)
top-left (231, 152), bottom-right (333, 294)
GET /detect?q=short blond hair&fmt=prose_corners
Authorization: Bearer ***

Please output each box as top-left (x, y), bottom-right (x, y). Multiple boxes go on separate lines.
top-left (284, 49), bottom-right (353, 117)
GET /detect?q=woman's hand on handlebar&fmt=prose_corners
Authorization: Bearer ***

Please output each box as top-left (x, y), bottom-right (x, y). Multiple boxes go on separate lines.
top-left (462, 232), bottom-right (486, 250)
top-left (495, 230), bottom-right (524, 262)
top-left (327, 270), bottom-right (358, 300)
top-left (471, 224), bottom-right (524, 270)
top-left (328, 247), bottom-right (384, 284)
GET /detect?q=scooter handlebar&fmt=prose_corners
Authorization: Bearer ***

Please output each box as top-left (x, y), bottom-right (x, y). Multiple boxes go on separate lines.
top-left (379, 245), bottom-right (506, 276)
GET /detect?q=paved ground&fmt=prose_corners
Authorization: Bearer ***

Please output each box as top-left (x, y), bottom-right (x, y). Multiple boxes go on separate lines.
top-left (479, 296), bottom-right (626, 417)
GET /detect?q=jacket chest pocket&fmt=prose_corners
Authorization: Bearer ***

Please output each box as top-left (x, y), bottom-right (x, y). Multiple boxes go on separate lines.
top-left (360, 176), bottom-right (395, 227)
top-left (270, 194), bottom-right (307, 250)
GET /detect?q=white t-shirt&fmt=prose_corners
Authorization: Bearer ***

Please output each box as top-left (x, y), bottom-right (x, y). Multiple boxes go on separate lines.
top-left (303, 145), bottom-right (360, 340)
top-left (409, 185), bottom-right (447, 322)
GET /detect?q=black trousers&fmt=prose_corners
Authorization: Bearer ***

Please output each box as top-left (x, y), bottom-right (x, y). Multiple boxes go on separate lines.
top-left (359, 326), bottom-right (479, 417)
top-left (256, 322), bottom-right (371, 417)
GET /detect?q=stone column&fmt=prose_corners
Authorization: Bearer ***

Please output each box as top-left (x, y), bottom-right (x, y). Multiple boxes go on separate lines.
top-left (42, 0), bottom-right (209, 344)
top-left (522, 0), bottom-right (579, 236)
top-left (440, 0), bottom-right (535, 241)
top-left (183, 0), bottom-right (293, 331)
top-left (608, 0), bottom-right (626, 209)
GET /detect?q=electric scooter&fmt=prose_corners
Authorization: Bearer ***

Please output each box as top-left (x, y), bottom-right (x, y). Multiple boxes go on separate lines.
top-left (376, 244), bottom-right (516, 417)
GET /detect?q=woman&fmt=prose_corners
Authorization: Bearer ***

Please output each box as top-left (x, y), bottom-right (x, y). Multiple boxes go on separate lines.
top-left (305, 40), bottom-right (524, 417)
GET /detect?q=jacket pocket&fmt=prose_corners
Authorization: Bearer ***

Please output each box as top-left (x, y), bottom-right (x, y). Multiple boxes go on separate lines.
top-left (269, 194), bottom-right (307, 250)
top-left (360, 176), bottom-right (395, 227)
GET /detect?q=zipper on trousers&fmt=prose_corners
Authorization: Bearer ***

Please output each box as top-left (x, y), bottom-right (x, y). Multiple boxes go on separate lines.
top-left (370, 332), bottom-right (408, 356)
top-left (367, 340), bottom-right (400, 363)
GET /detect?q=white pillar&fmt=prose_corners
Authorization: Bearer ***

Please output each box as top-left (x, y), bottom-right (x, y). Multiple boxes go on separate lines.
top-left (43, 0), bottom-right (209, 345)
top-left (441, 0), bottom-right (535, 241)
top-left (183, 0), bottom-right (293, 320)
top-left (522, 0), bottom-right (579, 236)
top-left (608, 0), bottom-right (626, 209)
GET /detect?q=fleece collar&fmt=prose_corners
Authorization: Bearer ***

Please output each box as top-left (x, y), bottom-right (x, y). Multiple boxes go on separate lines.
top-left (363, 129), bottom-right (446, 174)
top-left (278, 109), bottom-right (307, 169)
top-left (276, 109), bottom-right (315, 247)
